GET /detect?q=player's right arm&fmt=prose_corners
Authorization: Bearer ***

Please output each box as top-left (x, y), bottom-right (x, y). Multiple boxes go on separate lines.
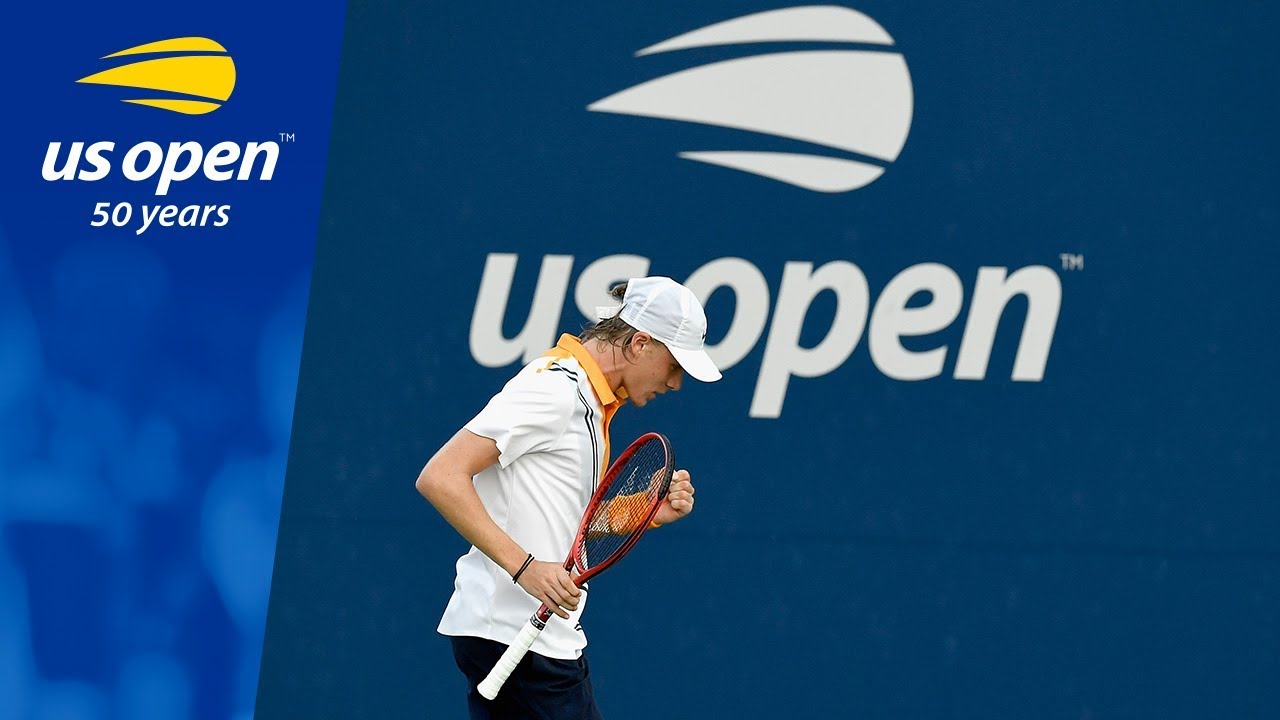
top-left (417, 429), bottom-right (581, 618)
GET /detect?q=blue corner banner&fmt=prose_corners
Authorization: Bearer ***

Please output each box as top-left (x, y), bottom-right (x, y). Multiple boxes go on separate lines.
top-left (0, 3), bottom-right (344, 718)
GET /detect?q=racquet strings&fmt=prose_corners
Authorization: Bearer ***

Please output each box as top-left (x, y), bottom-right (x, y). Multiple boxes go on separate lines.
top-left (579, 438), bottom-right (671, 571)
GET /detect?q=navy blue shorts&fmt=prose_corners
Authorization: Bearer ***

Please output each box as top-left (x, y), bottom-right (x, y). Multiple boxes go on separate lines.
top-left (450, 635), bottom-right (604, 720)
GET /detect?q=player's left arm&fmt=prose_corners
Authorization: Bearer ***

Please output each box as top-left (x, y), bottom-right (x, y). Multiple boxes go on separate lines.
top-left (651, 469), bottom-right (694, 526)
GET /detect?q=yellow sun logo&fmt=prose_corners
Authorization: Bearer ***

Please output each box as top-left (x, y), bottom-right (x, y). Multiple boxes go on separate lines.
top-left (77, 37), bottom-right (235, 115)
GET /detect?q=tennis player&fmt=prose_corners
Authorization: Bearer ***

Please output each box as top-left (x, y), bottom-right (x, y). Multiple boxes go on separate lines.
top-left (417, 276), bottom-right (721, 719)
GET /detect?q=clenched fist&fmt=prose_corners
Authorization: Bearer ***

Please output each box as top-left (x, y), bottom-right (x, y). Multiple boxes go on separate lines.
top-left (653, 469), bottom-right (695, 526)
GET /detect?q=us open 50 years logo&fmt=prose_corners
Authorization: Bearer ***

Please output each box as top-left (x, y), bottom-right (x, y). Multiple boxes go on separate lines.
top-left (40, 36), bottom-right (293, 235)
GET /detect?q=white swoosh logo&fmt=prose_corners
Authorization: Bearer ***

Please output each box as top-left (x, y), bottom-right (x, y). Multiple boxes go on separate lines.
top-left (588, 6), bottom-right (914, 193)
top-left (678, 151), bottom-right (885, 193)
top-left (635, 5), bottom-right (896, 55)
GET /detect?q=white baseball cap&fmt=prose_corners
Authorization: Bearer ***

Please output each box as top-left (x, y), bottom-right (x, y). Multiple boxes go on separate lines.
top-left (595, 276), bottom-right (722, 382)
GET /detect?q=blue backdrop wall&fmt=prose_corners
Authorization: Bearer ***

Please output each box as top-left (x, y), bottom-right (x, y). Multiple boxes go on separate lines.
top-left (258, 2), bottom-right (1278, 719)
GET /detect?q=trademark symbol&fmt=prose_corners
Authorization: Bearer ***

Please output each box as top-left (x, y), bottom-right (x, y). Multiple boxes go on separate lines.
top-left (1059, 253), bottom-right (1084, 271)
top-left (279, 132), bottom-right (296, 143)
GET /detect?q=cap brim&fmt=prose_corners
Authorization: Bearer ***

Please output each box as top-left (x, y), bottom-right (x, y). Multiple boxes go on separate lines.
top-left (669, 345), bottom-right (722, 382)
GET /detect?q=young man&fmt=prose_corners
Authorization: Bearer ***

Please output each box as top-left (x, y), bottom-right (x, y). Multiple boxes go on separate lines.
top-left (417, 276), bottom-right (721, 719)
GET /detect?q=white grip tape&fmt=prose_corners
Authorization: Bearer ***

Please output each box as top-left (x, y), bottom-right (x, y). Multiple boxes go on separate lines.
top-left (477, 616), bottom-right (546, 700)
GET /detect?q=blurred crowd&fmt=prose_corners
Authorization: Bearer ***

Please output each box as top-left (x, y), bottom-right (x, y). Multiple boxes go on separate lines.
top-left (0, 225), bottom-right (306, 720)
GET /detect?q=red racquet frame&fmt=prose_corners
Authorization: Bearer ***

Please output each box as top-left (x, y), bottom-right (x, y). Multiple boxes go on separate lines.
top-left (538, 431), bottom-right (673, 622)
top-left (478, 432), bottom-right (674, 699)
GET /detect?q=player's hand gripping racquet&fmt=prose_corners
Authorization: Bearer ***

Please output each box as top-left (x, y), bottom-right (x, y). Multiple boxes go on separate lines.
top-left (477, 432), bottom-right (674, 700)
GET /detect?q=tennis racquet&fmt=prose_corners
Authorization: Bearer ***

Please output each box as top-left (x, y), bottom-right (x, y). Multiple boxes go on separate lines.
top-left (477, 431), bottom-right (675, 700)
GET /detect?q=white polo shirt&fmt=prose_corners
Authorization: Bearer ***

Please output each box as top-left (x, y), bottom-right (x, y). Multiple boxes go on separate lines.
top-left (437, 334), bottom-right (623, 659)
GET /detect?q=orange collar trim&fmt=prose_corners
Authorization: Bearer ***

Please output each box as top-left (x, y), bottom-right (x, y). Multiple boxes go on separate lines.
top-left (550, 334), bottom-right (626, 407)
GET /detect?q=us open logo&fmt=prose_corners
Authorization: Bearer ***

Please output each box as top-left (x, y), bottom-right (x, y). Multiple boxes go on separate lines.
top-left (588, 6), bottom-right (913, 193)
top-left (40, 36), bottom-right (286, 235)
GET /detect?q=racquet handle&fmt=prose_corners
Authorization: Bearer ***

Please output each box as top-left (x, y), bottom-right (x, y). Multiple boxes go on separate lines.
top-left (477, 613), bottom-right (547, 700)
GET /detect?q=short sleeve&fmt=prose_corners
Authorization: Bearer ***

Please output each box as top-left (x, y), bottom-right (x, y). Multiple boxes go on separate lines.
top-left (465, 368), bottom-right (576, 468)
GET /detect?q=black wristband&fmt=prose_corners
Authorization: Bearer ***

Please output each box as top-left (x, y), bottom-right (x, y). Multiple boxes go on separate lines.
top-left (512, 553), bottom-right (534, 583)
